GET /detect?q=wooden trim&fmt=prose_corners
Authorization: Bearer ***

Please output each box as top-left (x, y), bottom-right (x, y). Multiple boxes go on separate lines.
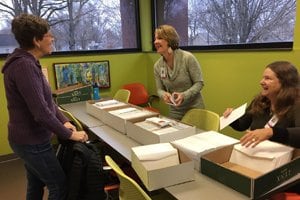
top-left (0, 153), bottom-right (19, 162)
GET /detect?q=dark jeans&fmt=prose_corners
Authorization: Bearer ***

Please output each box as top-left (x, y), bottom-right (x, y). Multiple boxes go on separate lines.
top-left (10, 141), bottom-right (67, 200)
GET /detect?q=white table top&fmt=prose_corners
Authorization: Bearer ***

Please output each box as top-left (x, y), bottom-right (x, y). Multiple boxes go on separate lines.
top-left (89, 124), bottom-right (248, 200)
top-left (60, 101), bottom-right (104, 128)
top-left (61, 101), bottom-right (298, 200)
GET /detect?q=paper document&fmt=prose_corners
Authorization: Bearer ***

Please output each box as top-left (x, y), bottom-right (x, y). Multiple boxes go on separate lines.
top-left (219, 103), bottom-right (247, 130)
top-left (146, 117), bottom-right (171, 128)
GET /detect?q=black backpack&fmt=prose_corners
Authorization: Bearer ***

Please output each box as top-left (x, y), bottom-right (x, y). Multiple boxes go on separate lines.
top-left (56, 140), bottom-right (106, 200)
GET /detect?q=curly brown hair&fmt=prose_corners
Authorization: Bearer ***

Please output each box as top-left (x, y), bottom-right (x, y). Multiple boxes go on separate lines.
top-left (11, 13), bottom-right (50, 50)
top-left (249, 61), bottom-right (300, 119)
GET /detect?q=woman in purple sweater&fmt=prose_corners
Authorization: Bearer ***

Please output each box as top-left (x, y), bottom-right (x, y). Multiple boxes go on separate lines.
top-left (2, 14), bottom-right (88, 200)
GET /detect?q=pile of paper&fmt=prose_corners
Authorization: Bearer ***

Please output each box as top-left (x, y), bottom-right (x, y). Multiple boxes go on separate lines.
top-left (109, 107), bottom-right (153, 120)
top-left (132, 143), bottom-right (179, 170)
top-left (93, 99), bottom-right (126, 109)
top-left (145, 117), bottom-right (171, 128)
top-left (230, 140), bottom-right (294, 173)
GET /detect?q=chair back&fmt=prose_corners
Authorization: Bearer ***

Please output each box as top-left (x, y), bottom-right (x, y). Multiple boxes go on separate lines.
top-left (122, 83), bottom-right (149, 105)
top-left (105, 155), bottom-right (151, 200)
top-left (58, 107), bottom-right (83, 131)
top-left (181, 108), bottom-right (220, 131)
top-left (114, 89), bottom-right (131, 103)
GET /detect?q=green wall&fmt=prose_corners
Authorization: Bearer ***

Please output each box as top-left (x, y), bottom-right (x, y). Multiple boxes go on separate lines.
top-left (1, 0), bottom-right (299, 155)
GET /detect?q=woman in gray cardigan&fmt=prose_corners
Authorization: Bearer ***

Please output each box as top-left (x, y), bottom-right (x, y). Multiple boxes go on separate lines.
top-left (153, 25), bottom-right (205, 120)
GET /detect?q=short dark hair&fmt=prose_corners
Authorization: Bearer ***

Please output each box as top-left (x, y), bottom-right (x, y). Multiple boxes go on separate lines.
top-left (11, 13), bottom-right (50, 49)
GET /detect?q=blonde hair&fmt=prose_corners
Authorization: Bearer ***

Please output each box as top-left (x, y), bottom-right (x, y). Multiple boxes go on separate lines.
top-left (155, 25), bottom-right (179, 50)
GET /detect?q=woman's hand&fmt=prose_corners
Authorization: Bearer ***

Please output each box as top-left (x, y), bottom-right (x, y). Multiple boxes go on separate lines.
top-left (223, 108), bottom-right (234, 118)
top-left (163, 92), bottom-right (172, 104)
top-left (70, 131), bottom-right (89, 143)
top-left (64, 121), bottom-right (76, 131)
top-left (171, 92), bottom-right (184, 106)
top-left (240, 128), bottom-right (273, 148)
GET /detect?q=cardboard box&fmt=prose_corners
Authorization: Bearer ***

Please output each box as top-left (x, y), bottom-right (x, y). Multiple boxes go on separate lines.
top-left (53, 84), bottom-right (92, 105)
top-left (201, 145), bottom-right (300, 199)
top-left (171, 131), bottom-right (239, 171)
top-left (86, 99), bottom-right (129, 121)
top-left (132, 143), bottom-right (194, 191)
top-left (101, 106), bottom-right (159, 134)
top-left (133, 143), bottom-right (180, 170)
top-left (126, 116), bottom-right (196, 145)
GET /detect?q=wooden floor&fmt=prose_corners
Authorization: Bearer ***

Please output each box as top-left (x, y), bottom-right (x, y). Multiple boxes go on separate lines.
top-left (0, 158), bottom-right (25, 200)
top-left (0, 158), bottom-right (50, 200)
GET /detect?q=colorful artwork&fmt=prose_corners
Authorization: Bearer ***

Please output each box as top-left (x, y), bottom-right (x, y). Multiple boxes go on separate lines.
top-left (53, 61), bottom-right (110, 89)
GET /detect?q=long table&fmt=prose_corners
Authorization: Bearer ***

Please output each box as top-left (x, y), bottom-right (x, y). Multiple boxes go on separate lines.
top-left (60, 101), bottom-right (299, 200)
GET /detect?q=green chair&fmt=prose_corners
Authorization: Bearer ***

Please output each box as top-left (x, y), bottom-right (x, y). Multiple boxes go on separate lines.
top-left (181, 108), bottom-right (220, 131)
top-left (58, 106), bottom-right (83, 131)
top-left (113, 89), bottom-right (131, 103)
top-left (105, 155), bottom-right (151, 200)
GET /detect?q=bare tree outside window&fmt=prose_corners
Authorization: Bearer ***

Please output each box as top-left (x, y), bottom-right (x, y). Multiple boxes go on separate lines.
top-left (0, 0), bottom-right (140, 55)
top-left (153, 0), bottom-right (296, 50)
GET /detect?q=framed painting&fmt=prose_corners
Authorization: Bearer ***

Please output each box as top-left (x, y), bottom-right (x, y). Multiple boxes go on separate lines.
top-left (53, 60), bottom-right (110, 89)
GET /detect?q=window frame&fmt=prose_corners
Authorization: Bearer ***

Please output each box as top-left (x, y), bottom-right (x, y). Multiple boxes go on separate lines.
top-left (0, 0), bottom-right (142, 58)
top-left (151, 0), bottom-right (295, 52)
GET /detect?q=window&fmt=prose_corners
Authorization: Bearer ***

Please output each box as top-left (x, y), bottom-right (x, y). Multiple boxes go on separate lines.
top-left (152, 0), bottom-right (296, 51)
top-left (0, 0), bottom-right (140, 56)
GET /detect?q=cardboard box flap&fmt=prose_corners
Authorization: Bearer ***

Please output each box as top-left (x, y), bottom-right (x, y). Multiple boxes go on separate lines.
top-left (201, 156), bottom-right (252, 197)
top-left (178, 149), bottom-right (192, 163)
top-left (202, 145), bottom-right (233, 164)
top-left (292, 148), bottom-right (300, 158)
top-left (222, 162), bottom-right (262, 178)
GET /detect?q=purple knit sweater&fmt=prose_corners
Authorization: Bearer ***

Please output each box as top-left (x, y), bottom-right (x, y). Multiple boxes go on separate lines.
top-left (2, 48), bottom-right (72, 145)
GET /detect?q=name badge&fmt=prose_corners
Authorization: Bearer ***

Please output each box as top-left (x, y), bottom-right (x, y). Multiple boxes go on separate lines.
top-left (264, 115), bottom-right (278, 128)
top-left (160, 67), bottom-right (167, 79)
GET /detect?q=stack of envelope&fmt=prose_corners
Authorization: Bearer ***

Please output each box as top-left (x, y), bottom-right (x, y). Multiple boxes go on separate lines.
top-left (93, 99), bottom-right (127, 109)
top-left (229, 140), bottom-right (294, 173)
top-left (132, 143), bottom-right (179, 171)
top-left (171, 131), bottom-right (239, 170)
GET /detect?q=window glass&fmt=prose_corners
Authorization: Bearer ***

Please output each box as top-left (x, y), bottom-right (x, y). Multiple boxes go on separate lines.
top-left (0, 0), bottom-right (140, 55)
top-left (152, 0), bottom-right (296, 50)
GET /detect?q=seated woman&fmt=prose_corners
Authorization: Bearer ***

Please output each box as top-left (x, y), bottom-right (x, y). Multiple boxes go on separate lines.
top-left (223, 61), bottom-right (300, 148)
top-left (223, 61), bottom-right (300, 194)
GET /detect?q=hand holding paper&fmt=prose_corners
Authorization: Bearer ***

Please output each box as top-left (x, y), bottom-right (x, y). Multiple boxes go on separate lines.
top-left (220, 103), bottom-right (247, 130)
top-left (165, 93), bottom-right (177, 106)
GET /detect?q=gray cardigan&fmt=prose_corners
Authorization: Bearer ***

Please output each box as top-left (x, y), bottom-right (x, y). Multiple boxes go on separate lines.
top-left (154, 49), bottom-right (205, 120)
